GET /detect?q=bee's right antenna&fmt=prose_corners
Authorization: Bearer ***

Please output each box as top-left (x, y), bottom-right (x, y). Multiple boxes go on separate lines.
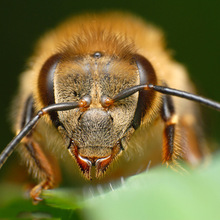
top-left (0, 101), bottom-right (82, 169)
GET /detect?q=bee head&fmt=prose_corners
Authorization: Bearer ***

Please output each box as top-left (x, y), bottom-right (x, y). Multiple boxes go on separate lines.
top-left (37, 51), bottom-right (157, 179)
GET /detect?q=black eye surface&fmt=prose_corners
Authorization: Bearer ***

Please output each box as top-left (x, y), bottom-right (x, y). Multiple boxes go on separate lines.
top-left (132, 54), bottom-right (157, 129)
top-left (92, 51), bottom-right (102, 58)
top-left (38, 53), bottom-right (62, 127)
top-left (38, 54), bottom-right (61, 107)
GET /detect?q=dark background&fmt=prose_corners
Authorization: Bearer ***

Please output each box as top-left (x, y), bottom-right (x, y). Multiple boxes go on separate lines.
top-left (0, 0), bottom-right (219, 166)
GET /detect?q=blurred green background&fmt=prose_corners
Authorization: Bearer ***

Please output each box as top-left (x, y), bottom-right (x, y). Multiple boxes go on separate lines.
top-left (0, 0), bottom-right (219, 176)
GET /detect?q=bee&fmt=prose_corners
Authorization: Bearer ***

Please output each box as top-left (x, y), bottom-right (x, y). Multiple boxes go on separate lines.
top-left (0, 12), bottom-right (219, 202)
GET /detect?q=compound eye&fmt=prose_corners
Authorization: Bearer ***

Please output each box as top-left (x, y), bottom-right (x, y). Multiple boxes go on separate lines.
top-left (38, 54), bottom-right (61, 107)
top-left (100, 95), bottom-right (114, 108)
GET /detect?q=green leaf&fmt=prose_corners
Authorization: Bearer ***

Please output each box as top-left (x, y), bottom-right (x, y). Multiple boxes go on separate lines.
top-left (0, 185), bottom-right (83, 219)
top-left (84, 155), bottom-right (220, 220)
top-left (41, 188), bottom-right (81, 210)
top-left (1, 154), bottom-right (220, 220)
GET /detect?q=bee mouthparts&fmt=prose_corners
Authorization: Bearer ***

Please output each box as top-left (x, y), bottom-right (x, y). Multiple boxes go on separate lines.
top-left (68, 142), bottom-right (122, 180)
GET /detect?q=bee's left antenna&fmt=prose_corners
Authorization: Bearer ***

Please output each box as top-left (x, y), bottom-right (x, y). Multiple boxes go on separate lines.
top-left (110, 84), bottom-right (220, 111)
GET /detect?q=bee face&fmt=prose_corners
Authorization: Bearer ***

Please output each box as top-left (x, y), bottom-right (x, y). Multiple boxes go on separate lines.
top-left (54, 52), bottom-right (139, 178)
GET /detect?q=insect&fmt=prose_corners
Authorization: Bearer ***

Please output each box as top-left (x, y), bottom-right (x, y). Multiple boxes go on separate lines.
top-left (0, 12), bottom-right (219, 202)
